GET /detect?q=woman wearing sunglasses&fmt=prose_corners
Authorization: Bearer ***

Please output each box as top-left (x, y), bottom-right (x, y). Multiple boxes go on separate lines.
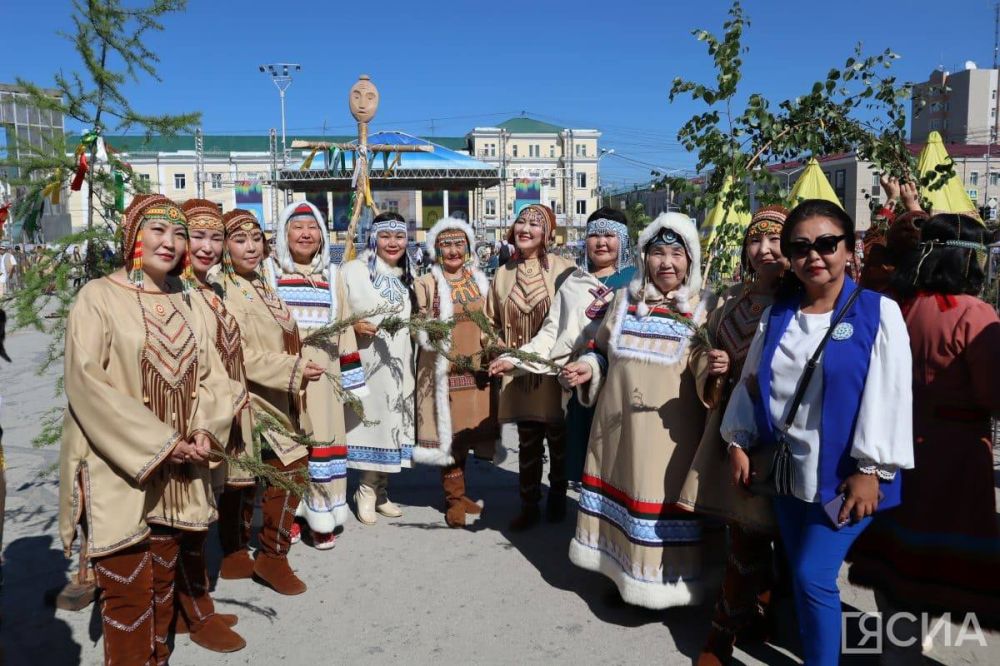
top-left (720, 199), bottom-right (914, 666)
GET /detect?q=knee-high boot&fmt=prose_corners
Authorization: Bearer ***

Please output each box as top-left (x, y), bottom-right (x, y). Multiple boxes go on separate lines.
top-left (442, 462), bottom-right (467, 528)
top-left (217, 486), bottom-right (255, 580)
top-left (510, 421), bottom-right (545, 531)
top-left (93, 542), bottom-right (156, 666)
top-left (149, 530), bottom-right (180, 665)
top-left (544, 422), bottom-right (568, 522)
top-left (174, 531), bottom-right (245, 653)
top-left (252, 457), bottom-right (307, 595)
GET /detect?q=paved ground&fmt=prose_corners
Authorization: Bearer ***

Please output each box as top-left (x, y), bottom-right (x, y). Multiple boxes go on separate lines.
top-left (1, 321), bottom-right (997, 665)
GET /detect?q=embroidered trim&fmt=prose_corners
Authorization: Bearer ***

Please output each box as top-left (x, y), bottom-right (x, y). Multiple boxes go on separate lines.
top-left (94, 552), bottom-right (151, 584)
top-left (102, 605), bottom-right (154, 633)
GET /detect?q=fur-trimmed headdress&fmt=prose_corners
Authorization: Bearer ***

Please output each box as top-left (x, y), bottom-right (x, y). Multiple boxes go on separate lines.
top-left (273, 200), bottom-right (330, 279)
top-left (629, 212), bottom-right (701, 317)
top-left (412, 216), bottom-right (490, 467)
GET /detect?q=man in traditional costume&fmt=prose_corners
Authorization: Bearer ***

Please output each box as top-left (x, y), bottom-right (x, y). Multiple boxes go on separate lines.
top-left (489, 207), bottom-right (635, 484)
top-left (341, 212), bottom-right (417, 524)
top-left (484, 204), bottom-right (576, 530)
top-left (676, 205), bottom-right (789, 665)
top-left (561, 212), bottom-right (708, 609)
top-left (219, 208), bottom-right (323, 595)
top-left (412, 216), bottom-right (497, 528)
top-left (60, 194), bottom-right (235, 664)
top-left (269, 201), bottom-right (366, 548)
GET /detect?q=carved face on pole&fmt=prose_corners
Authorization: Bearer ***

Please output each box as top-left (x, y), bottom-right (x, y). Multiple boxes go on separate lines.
top-left (349, 75), bottom-right (379, 123)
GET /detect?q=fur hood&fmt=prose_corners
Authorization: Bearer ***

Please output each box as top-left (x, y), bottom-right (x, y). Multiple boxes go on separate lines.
top-left (273, 200), bottom-right (330, 278)
top-left (628, 212), bottom-right (702, 316)
top-left (424, 216), bottom-right (476, 262)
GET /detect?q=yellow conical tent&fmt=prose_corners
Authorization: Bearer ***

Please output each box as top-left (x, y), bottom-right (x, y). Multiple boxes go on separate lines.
top-left (788, 158), bottom-right (843, 209)
top-left (916, 131), bottom-right (983, 223)
top-left (701, 175), bottom-right (751, 282)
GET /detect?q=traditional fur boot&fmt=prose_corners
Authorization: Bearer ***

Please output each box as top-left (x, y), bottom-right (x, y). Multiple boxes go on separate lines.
top-left (175, 532), bottom-right (245, 652)
top-left (373, 473), bottom-right (403, 518)
top-left (354, 483), bottom-right (378, 525)
top-left (93, 542), bottom-right (156, 665)
top-left (252, 463), bottom-right (307, 596)
top-left (149, 530), bottom-right (180, 665)
top-left (441, 465), bottom-right (466, 528)
top-left (217, 486), bottom-right (255, 580)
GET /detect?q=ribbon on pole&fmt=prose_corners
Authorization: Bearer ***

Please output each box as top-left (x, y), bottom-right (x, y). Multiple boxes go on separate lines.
top-left (41, 168), bottom-right (64, 205)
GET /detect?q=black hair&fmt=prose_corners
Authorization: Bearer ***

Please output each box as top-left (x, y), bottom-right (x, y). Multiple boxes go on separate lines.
top-left (587, 207), bottom-right (627, 225)
top-left (371, 211), bottom-right (418, 313)
top-left (777, 199), bottom-right (856, 299)
top-left (890, 213), bottom-right (986, 300)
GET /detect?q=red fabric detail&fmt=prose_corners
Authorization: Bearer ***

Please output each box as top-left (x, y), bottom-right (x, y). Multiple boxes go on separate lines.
top-left (70, 153), bottom-right (88, 191)
top-left (339, 351), bottom-right (361, 365)
top-left (293, 203), bottom-right (314, 216)
top-left (876, 206), bottom-right (896, 224)
top-left (310, 445), bottom-right (347, 458)
top-left (581, 474), bottom-right (690, 516)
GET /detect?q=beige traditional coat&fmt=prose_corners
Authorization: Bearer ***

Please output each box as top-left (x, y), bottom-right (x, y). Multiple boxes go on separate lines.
top-left (568, 288), bottom-right (709, 610)
top-left (677, 284), bottom-right (777, 532)
top-left (413, 268), bottom-right (498, 465)
top-left (483, 254), bottom-right (576, 424)
top-left (59, 278), bottom-right (234, 559)
top-left (191, 284), bottom-right (255, 489)
top-left (222, 272), bottom-right (307, 466)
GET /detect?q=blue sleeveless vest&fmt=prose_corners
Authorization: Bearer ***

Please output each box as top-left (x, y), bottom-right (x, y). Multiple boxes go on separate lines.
top-left (752, 277), bottom-right (902, 509)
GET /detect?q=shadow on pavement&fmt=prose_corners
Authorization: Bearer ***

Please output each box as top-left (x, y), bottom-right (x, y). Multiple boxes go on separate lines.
top-left (1, 534), bottom-right (82, 666)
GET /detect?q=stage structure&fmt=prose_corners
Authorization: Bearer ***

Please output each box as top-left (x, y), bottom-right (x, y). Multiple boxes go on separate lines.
top-left (276, 74), bottom-right (500, 262)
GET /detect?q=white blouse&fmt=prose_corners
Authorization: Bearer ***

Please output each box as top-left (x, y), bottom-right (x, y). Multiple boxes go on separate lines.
top-left (720, 297), bottom-right (915, 502)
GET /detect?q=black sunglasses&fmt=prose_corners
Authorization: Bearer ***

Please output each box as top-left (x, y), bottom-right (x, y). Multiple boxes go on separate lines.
top-left (787, 234), bottom-right (847, 259)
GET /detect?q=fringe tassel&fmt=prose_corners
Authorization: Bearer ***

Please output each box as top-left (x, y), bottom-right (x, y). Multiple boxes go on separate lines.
top-left (503, 295), bottom-right (550, 392)
top-left (130, 230), bottom-right (144, 289)
top-left (141, 355), bottom-right (199, 522)
top-left (771, 437), bottom-right (794, 496)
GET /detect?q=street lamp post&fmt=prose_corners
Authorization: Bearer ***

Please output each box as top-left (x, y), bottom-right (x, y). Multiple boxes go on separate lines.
top-left (259, 63), bottom-right (302, 166)
top-left (597, 148), bottom-right (615, 208)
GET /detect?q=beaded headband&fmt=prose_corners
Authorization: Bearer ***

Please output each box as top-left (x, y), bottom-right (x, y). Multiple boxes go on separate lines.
top-left (223, 209), bottom-right (261, 236)
top-left (646, 228), bottom-right (686, 250)
top-left (435, 228), bottom-right (468, 245)
top-left (181, 199), bottom-right (224, 232)
top-left (370, 218), bottom-right (408, 236)
top-left (746, 205), bottom-right (788, 238)
top-left (586, 218), bottom-right (632, 272)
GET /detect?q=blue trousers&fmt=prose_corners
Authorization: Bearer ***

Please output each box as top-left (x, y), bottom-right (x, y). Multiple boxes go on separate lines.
top-left (773, 496), bottom-right (872, 666)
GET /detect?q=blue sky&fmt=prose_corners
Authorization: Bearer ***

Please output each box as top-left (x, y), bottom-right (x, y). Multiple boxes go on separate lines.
top-left (2, 0), bottom-right (997, 187)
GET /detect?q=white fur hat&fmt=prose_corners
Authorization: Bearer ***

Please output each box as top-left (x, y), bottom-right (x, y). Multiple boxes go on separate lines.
top-left (629, 212), bottom-right (702, 316)
top-left (424, 216), bottom-right (476, 263)
top-left (274, 200), bottom-right (330, 277)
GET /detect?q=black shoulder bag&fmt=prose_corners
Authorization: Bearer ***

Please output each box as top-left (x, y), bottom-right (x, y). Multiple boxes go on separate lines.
top-left (749, 286), bottom-right (863, 496)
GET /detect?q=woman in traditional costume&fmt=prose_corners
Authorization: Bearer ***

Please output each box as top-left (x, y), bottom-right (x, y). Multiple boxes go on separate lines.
top-left (484, 204), bottom-right (576, 530)
top-left (412, 216), bottom-right (497, 528)
top-left (849, 214), bottom-right (1000, 646)
top-left (489, 207), bottom-right (634, 485)
top-left (720, 199), bottom-right (914, 666)
top-left (269, 201), bottom-right (365, 549)
top-left (560, 212), bottom-right (708, 609)
top-left (219, 208), bottom-right (324, 596)
top-left (59, 194), bottom-right (235, 665)
top-left (341, 212), bottom-right (417, 524)
top-left (171, 198), bottom-right (249, 653)
top-left (675, 205), bottom-right (788, 664)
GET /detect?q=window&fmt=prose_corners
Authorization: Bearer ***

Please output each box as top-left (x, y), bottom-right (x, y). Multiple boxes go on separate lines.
top-left (930, 119), bottom-right (941, 130)
top-left (210, 173), bottom-right (223, 189)
top-left (576, 172), bottom-right (587, 188)
top-left (382, 199), bottom-right (399, 213)
top-left (485, 199), bottom-right (496, 216)
top-left (512, 145), bottom-right (518, 157)
top-left (550, 199), bottom-right (557, 212)
top-left (834, 170), bottom-right (846, 189)
top-left (490, 143), bottom-right (496, 156)
top-left (174, 173), bottom-right (186, 189)
top-left (870, 196), bottom-right (881, 208)
top-left (576, 200), bottom-right (587, 215)
top-left (138, 173), bottom-right (150, 187)
top-left (990, 172), bottom-right (999, 187)
top-left (575, 144), bottom-right (587, 157)
top-left (970, 171), bottom-right (979, 187)
top-left (528, 144), bottom-right (540, 157)
top-left (871, 172), bottom-right (880, 197)
top-left (549, 145), bottom-right (555, 158)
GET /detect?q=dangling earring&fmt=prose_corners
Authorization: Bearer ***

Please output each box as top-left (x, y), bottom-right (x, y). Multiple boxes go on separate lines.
top-left (180, 250), bottom-right (196, 294)
top-left (130, 230), bottom-right (144, 290)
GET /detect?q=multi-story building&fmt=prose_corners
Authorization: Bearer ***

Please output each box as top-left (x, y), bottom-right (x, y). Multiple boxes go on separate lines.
top-left (468, 117), bottom-right (601, 241)
top-left (0, 82), bottom-right (71, 240)
top-left (911, 63), bottom-right (1000, 145)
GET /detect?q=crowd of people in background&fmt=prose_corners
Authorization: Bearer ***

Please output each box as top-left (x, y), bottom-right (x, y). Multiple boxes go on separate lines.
top-left (1, 183), bottom-right (997, 665)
